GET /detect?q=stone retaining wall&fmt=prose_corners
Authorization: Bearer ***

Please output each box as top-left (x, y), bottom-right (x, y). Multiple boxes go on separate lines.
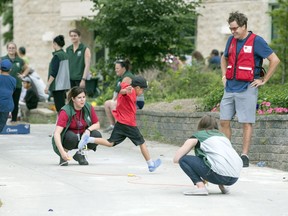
top-left (95, 106), bottom-right (288, 171)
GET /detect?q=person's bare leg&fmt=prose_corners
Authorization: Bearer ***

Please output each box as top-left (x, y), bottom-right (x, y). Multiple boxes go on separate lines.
top-left (92, 137), bottom-right (113, 147)
top-left (139, 143), bottom-right (151, 161)
top-left (140, 143), bottom-right (161, 172)
top-left (218, 185), bottom-right (229, 194)
top-left (242, 123), bottom-right (253, 155)
top-left (220, 120), bottom-right (232, 140)
top-left (104, 100), bottom-right (116, 126)
top-left (196, 181), bottom-right (206, 188)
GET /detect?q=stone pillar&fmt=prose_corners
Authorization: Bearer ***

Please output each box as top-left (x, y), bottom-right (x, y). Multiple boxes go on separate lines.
top-left (13, 0), bottom-right (76, 81)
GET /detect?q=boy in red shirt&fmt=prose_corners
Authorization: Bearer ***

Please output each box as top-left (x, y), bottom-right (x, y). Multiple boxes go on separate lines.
top-left (79, 76), bottom-right (161, 172)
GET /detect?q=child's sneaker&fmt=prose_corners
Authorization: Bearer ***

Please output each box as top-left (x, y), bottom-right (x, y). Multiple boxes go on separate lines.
top-left (78, 134), bottom-right (89, 149)
top-left (148, 159), bottom-right (161, 172)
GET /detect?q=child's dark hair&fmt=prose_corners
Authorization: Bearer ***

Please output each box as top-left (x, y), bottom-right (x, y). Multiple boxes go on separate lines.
top-left (67, 86), bottom-right (86, 103)
top-left (197, 115), bottom-right (219, 131)
top-left (53, 35), bottom-right (65, 47)
top-left (19, 46), bottom-right (26, 55)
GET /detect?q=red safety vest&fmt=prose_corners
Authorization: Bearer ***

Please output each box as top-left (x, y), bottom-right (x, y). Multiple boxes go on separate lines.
top-left (225, 33), bottom-right (257, 82)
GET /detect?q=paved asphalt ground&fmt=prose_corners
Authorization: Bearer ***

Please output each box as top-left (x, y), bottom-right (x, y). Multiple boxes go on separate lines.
top-left (0, 124), bottom-right (288, 216)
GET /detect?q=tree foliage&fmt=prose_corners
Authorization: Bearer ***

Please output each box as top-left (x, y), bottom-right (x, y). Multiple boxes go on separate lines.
top-left (0, 0), bottom-right (13, 43)
top-left (86, 0), bottom-right (201, 71)
top-left (269, 0), bottom-right (288, 84)
top-left (0, 0), bottom-right (11, 14)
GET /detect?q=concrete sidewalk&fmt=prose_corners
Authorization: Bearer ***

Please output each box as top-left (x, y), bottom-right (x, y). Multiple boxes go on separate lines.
top-left (0, 124), bottom-right (288, 216)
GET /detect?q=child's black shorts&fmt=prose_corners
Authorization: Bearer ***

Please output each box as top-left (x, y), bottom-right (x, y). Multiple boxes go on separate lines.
top-left (108, 122), bottom-right (145, 146)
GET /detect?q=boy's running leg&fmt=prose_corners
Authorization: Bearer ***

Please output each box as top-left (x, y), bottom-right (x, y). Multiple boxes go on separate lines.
top-left (140, 143), bottom-right (161, 172)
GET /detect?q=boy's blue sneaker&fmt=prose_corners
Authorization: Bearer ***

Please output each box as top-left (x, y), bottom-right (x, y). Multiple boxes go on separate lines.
top-left (78, 134), bottom-right (89, 150)
top-left (148, 159), bottom-right (162, 172)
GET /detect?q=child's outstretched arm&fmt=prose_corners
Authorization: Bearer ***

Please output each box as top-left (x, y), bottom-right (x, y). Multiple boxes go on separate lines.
top-left (119, 85), bottom-right (132, 95)
top-left (173, 138), bottom-right (198, 163)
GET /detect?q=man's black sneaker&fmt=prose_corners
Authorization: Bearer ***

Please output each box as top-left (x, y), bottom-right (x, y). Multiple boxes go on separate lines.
top-left (73, 150), bottom-right (89, 165)
top-left (59, 158), bottom-right (68, 166)
top-left (241, 155), bottom-right (249, 167)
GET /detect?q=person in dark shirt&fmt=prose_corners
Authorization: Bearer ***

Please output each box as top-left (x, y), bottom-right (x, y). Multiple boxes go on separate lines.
top-left (208, 49), bottom-right (221, 70)
top-left (45, 35), bottom-right (70, 113)
top-left (22, 76), bottom-right (39, 110)
top-left (0, 59), bottom-right (16, 132)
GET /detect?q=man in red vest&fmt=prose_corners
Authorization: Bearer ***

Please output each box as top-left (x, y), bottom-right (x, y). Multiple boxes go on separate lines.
top-left (220, 11), bottom-right (280, 167)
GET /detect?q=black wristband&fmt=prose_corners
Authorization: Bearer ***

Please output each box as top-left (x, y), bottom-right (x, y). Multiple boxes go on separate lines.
top-left (86, 128), bottom-right (91, 132)
top-left (82, 78), bottom-right (86, 81)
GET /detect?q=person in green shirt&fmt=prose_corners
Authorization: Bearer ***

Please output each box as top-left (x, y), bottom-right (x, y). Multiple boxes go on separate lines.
top-left (66, 29), bottom-right (91, 88)
top-left (1, 42), bottom-right (30, 123)
top-left (174, 115), bottom-right (242, 195)
top-left (18, 46), bottom-right (30, 65)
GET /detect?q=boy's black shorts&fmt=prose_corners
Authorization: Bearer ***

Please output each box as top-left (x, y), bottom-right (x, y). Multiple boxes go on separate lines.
top-left (108, 122), bottom-right (145, 146)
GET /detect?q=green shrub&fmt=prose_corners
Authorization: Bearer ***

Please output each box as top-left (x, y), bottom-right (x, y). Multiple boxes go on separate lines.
top-left (202, 84), bottom-right (223, 111)
top-left (95, 85), bottom-right (114, 105)
top-left (202, 82), bottom-right (288, 111)
top-left (258, 83), bottom-right (288, 107)
top-left (93, 62), bottom-right (288, 111)
top-left (145, 66), bottom-right (222, 104)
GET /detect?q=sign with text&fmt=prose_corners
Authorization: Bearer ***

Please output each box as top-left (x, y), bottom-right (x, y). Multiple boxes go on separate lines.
top-left (0, 124), bottom-right (30, 134)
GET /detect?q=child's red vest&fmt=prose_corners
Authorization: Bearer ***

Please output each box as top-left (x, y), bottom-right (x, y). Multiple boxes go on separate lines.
top-left (225, 33), bottom-right (257, 82)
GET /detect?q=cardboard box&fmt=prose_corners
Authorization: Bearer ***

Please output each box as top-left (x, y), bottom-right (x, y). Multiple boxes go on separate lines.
top-left (0, 124), bottom-right (30, 134)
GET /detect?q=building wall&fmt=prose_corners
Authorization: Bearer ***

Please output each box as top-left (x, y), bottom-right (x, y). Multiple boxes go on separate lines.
top-left (197, 0), bottom-right (273, 60)
top-left (12, 0), bottom-right (95, 81)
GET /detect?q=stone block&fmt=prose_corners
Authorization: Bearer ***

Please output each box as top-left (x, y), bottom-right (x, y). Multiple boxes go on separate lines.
top-left (28, 108), bottom-right (57, 123)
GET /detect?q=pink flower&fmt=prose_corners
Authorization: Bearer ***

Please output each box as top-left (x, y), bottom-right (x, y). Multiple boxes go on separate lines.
top-left (211, 107), bottom-right (217, 112)
top-left (277, 108), bottom-right (282, 113)
top-left (273, 107), bottom-right (288, 114)
top-left (261, 101), bottom-right (267, 105)
top-left (267, 108), bottom-right (273, 114)
top-left (257, 101), bottom-right (287, 115)
top-left (211, 103), bottom-right (220, 112)
top-left (258, 110), bottom-right (265, 115)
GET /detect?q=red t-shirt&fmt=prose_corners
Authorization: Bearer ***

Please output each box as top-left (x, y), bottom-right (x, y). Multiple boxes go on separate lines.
top-left (57, 105), bottom-right (99, 134)
top-left (113, 82), bottom-right (137, 126)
